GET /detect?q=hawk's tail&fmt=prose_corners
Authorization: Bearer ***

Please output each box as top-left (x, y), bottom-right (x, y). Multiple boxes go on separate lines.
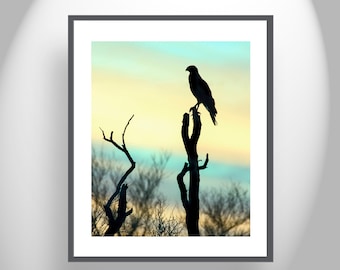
top-left (210, 110), bottom-right (218, 125)
top-left (205, 103), bottom-right (217, 125)
top-left (203, 98), bottom-right (218, 125)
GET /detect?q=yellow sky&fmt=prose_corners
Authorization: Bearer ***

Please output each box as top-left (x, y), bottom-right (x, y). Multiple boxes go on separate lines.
top-left (92, 42), bottom-right (250, 166)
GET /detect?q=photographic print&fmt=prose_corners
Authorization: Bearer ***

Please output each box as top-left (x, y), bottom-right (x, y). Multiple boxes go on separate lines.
top-left (69, 15), bottom-right (273, 261)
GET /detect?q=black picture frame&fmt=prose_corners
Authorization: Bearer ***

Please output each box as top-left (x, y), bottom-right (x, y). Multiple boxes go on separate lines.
top-left (68, 15), bottom-right (273, 262)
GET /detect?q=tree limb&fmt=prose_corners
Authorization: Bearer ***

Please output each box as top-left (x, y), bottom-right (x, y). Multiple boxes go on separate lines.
top-left (100, 115), bottom-right (136, 236)
top-left (198, 153), bottom-right (209, 170)
top-left (177, 162), bottom-right (190, 210)
top-left (181, 113), bottom-right (190, 154)
top-left (100, 116), bottom-right (136, 208)
top-left (190, 107), bottom-right (201, 143)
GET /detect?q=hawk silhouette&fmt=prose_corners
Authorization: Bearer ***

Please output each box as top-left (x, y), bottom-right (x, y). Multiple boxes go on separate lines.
top-left (186, 65), bottom-right (217, 125)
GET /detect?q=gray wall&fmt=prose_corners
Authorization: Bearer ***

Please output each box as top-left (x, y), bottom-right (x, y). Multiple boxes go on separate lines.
top-left (0, 1), bottom-right (338, 269)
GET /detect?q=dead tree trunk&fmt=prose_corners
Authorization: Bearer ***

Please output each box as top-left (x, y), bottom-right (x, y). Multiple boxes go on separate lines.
top-left (104, 184), bottom-right (132, 236)
top-left (177, 107), bottom-right (209, 236)
top-left (100, 115), bottom-right (135, 236)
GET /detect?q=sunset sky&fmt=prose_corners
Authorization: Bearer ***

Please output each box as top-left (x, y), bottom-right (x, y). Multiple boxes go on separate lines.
top-left (91, 41), bottom-right (250, 203)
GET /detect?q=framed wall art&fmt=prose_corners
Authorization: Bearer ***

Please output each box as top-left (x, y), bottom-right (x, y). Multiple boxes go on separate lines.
top-left (68, 15), bottom-right (273, 261)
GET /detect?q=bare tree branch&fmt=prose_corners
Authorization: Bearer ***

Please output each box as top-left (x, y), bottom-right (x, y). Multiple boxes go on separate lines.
top-left (122, 114), bottom-right (134, 148)
top-left (199, 153), bottom-right (209, 170)
top-left (190, 106), bottom-right (201, 143)
top-left (177, 162), bottom-right (190, 210)
top-left (99, 115), bottom-right (136, 236)
top-left (100, 115), bottom-right (136, 207)
top-left (181, 113), bottom-right (190, 152)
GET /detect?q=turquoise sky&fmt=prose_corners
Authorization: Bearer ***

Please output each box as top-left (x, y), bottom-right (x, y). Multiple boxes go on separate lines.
top-left (92, 41), bottom-right (250, 204)
top-left (92, 41), bottom-right (250, 72)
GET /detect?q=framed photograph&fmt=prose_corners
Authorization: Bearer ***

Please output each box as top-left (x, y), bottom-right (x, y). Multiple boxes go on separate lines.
top-left (69, 15), bottom-right (273, 261)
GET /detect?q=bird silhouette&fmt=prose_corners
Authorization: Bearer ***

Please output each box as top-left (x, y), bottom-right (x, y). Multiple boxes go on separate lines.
top-left (186, 65), bottom-right (217, 125)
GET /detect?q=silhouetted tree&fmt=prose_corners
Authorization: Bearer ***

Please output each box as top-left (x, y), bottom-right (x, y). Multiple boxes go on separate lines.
top-left (91, 146), bottom-right (178, 236)
top-left (200, 182), bottom-right (250, 236)
top-left (177, 107), bottom-right (209, 236)
top-left (99, 115), bottom-right (135, 236)
top-left (92, 147), bottom-right (129, 235)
